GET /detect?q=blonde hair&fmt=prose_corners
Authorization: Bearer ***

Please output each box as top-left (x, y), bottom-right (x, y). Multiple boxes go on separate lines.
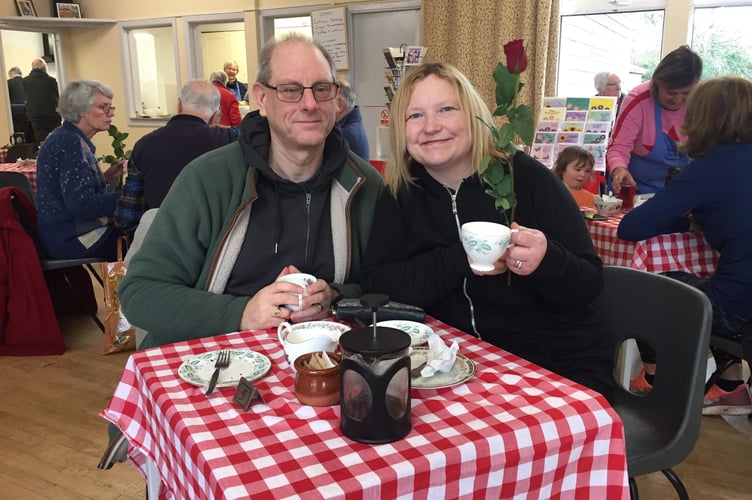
top-left (385, 62), bottom-right (496, 196)
top-left (680, 76), bottom-right (752, 158)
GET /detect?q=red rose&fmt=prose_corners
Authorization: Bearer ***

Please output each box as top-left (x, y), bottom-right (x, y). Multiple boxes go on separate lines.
top-left (503, 39), bottom-right (528, 74)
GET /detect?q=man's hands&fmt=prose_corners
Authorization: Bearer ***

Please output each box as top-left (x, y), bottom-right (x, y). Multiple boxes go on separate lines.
top-left (239, 266), bottom-right (339, 331)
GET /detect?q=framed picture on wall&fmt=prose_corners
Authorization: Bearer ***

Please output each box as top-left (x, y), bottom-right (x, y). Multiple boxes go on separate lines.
top-left (16, 0), bottom-right (37, 17)
top-left (54, 2), bottom-right (82, 18)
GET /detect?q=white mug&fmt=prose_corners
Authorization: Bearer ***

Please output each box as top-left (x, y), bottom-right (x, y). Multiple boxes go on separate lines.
top-left (276, 273), bottom-right (317, 311)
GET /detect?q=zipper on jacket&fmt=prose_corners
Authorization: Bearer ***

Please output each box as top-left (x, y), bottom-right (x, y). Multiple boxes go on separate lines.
top-left (304, 191), bottom-right (312, 264)
top-left (445, 182), bottom-right (481, 339)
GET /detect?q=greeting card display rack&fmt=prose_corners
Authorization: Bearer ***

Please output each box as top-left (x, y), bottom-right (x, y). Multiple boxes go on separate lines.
top-left (382, 44), bottom-right (427, 106)
top-left (530, 96), bottom-right (618, 172)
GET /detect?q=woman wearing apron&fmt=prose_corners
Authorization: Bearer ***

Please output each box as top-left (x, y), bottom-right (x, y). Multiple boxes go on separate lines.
top-left (607, 46), bottom-right (703, 194)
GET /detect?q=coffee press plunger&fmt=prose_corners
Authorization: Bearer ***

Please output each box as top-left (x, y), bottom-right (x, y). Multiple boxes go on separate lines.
top-left (339, 293), bottom-right (412, 443)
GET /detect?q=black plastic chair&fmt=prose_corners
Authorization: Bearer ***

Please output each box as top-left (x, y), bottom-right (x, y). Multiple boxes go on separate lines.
top-left (593, 266), bottom-right (712, 500)
top-left (5, 133), bottom-right (37, 163)
top-left (0, 173), bottom-right (106, 332)
top-left (0, 171), bottom-right (35, 202)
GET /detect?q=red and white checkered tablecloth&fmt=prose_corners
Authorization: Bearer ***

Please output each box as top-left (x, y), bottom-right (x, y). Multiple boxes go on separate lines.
top-left (586, 210), bottom-right (719, 278)
top-left (0, 161), bottom-right (37, 192)
top-left (102, 318), bottom-right (629, 500)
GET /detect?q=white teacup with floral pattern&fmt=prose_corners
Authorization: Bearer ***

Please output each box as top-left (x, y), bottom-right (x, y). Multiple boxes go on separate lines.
top-left (460, 221), bottom-right (514, 272)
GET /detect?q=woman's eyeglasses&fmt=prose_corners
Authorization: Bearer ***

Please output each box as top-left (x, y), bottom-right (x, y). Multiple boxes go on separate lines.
top-left (95, 103), bottom-right (116, 114)
top-left (262, 82), bottom-right (339, 103)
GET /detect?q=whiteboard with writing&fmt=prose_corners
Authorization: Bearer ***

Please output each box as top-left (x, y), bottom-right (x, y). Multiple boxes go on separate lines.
top-left (312, 7), bottom-right (349, 71)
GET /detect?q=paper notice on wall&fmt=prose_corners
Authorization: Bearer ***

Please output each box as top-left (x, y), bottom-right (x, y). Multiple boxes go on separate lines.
top-left (312, 7), bottom-right (349, 70)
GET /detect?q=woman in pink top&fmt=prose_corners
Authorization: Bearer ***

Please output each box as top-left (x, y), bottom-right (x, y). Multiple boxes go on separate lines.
top-left (606, 46), bottom-right (702, 194)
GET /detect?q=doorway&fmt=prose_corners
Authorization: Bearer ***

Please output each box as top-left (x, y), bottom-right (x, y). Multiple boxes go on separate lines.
top-left (348, 1), bottom-right (421, 159)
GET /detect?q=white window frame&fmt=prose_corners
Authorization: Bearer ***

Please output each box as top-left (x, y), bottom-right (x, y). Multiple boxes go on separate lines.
top-left (183, 12), bottom-right (245, 82)
top-left (118, 17), bottom-right (180, 126)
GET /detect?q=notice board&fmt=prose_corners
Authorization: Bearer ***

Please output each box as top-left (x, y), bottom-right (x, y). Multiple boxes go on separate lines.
top-left (312, 7), bottom-right (349, 70)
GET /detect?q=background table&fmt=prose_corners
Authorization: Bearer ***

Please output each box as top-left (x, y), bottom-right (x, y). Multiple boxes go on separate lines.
top-left (0, 161), bottom-right (37, 192)
top-left (586, 210), bottom-right (719, 278)
top-left (102, 318), bottom-right (629, 500)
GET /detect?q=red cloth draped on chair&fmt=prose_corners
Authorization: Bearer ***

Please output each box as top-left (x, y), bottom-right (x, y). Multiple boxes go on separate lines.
top-left (0, 186), bottom-right (65, 355)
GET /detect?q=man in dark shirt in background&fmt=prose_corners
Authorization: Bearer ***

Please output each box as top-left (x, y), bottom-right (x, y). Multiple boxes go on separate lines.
top-left (22, 58), bottom-right (62, 147)
top-left (7, 66), bottom-right (31, 140)
top-left (113, 79), bottom-right (239, 232)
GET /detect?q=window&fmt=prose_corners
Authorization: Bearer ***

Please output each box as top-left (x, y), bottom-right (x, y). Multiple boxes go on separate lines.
top-left (258, 7), bottom-right (313, 44)
top-left (184, 13), bottom-right (247, 83)
top-left (692, 5), bottom-right (752, 80)
top-left (119, 18), bottom-right (179, 122)
top-left (273, 16), bottom-right (312, 39)
top-left (557, 10), bottom-right (664, 97)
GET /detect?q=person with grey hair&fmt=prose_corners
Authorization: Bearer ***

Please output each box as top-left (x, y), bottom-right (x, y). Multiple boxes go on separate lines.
top-left (336, 79), bottom-right (370, 159)
top-left (35, 79), bottom-right (126, 261)
top-left (22, 57), bottom-right (62, 147)
top-left (114, 79), bottom-right (239, 232)
top-left (99, 33), bottom-right (384, 469)
top-left (210, 69), bottom-right (241, 126)
top-left (119, 32), bottom-right (383, 349)
top-left (594, 71), bottom-right (625, 116)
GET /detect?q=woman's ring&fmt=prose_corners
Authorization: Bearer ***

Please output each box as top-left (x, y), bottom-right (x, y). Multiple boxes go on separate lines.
top-left (515, 260), bottom-right (523, 269)
top-left (273, 307), bottom-right (282, 317)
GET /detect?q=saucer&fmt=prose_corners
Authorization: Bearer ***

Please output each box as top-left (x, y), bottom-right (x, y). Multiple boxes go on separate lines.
top-left (178, 349), bottom-right (270, 388)
top-left (410, 347), bottom-right (475, 389)
top-left (375, 320), bottom-right (433, 346)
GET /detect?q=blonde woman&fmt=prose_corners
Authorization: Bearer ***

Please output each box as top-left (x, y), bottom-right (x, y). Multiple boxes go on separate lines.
top-left (361, 62), bottom-right (614, 401)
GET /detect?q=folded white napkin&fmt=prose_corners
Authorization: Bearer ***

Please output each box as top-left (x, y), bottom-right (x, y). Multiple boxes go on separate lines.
top-left (420, 333), bottom-right (459, 378)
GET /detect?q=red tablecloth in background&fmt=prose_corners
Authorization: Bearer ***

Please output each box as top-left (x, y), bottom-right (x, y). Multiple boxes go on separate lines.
top-left (0, 161), bottom-right (37, 191)
top-left (102, 318), bottom-right (629, 500)
top-left (586, 210), bottom-right (719, 277)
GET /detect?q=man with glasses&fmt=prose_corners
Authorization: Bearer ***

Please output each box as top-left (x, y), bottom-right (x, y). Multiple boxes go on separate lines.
top-left (35, 80), bottom-right (126, 261)
top-left (594, 71), bottom-right (625, 117)
top-left (117, 34), bottom-right (384, 352)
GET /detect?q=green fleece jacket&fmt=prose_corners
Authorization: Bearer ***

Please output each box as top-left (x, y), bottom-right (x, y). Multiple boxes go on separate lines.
top-left (119, 140), bottom-right (384, 349)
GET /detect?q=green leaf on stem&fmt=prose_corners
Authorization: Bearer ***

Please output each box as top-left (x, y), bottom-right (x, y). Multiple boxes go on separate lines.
top-left (511, 104), bottom-right (535, 146)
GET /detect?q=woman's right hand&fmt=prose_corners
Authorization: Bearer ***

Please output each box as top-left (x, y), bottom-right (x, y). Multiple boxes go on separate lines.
top-left (611, 167), bottom-right (635, 193)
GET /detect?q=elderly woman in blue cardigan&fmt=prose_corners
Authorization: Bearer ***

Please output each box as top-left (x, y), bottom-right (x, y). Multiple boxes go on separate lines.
top-left (35, 80), bottom-right (125, 261)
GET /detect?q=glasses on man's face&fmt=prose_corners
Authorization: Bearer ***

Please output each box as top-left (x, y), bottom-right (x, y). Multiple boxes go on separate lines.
top-left (95, 103), bottom-right (116, 115)
top-left (263, 82), bottom-right (339, 103)
top-left (606, 82), bottom-right (621, 88)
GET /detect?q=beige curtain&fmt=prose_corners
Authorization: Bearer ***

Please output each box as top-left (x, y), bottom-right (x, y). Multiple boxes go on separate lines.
top-left (423, 0), bottom-right (560, 125)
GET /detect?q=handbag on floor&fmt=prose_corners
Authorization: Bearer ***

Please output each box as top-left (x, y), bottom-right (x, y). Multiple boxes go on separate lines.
top-left (101, 237), bottom-right (136, 354)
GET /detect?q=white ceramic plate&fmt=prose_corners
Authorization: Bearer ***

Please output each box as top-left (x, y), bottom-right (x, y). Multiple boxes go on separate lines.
top-left (410, 347), bottom-right (475, 389)
top-left (178, 349), bottom-right (271, 388)
top-left (375, 320), bottom-right (434, 346)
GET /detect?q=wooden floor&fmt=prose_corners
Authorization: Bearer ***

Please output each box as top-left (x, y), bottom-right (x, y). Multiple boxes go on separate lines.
top-left (1, 287), bottom-right (751, 499)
